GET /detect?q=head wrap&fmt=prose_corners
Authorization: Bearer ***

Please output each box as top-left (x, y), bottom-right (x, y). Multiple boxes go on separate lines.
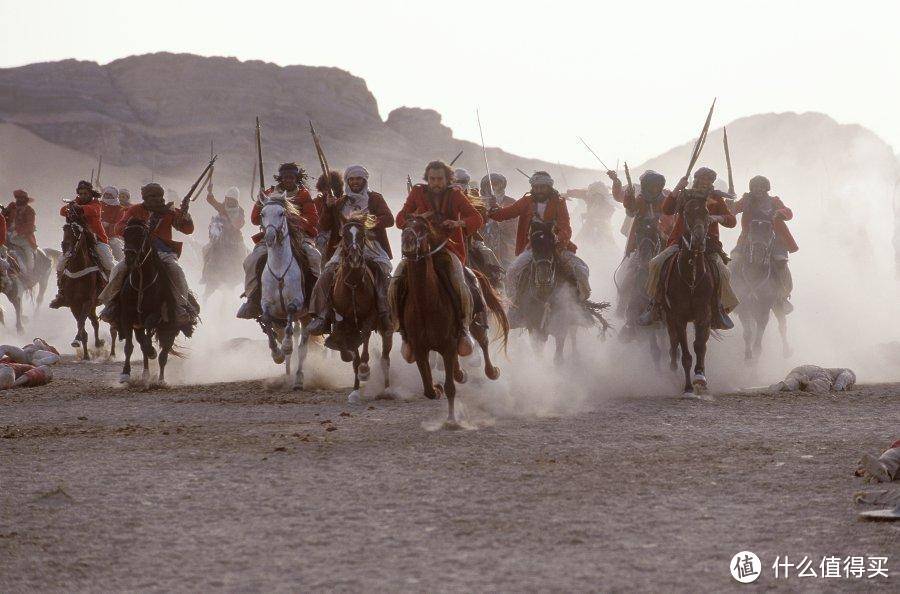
top-left (529, 171), bottom-right (554, 188)
top-left (453, 168), bottom-right (471, 187)
top-left (344, 165), bottom-right (369, 181)
top-left (587, 181), bottom-right (610, 197)
top-left (101, 185), bottom-right (120, 205)
top-left (693, 167), bottom-right (717, 182)
top-left (76, 180), bottom-right (100, 198)
top-left (119, 188), bottom-right (131, 203)
top-left (749, 175), bottom-right (771, 193)
top-left (639, 170), bottom-right (666, 187)
top-left (275, 162), bottom-right (307, 186)
top-left (342, 164), bottom-right (370, 213)
top-left (480, 173), bottom-right (507, 197)
top-left (141, 183), bottom-right (165, 200)
top-left (13, 189), bottom-right (30, 202)
top-left (224, 186), bottom-right (241, 200)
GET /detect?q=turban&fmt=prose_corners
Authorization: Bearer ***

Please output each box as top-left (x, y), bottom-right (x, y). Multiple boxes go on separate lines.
top-left (453, 168), bottom-right (471, 185)
top-left (693, 167), bottom-right (717, 182)
top-left (529, 171), bottom-right (554, 188)
top-left (639, 170), bottom-right (666, 187)
top-left (749, 175), bottom-right (771, 193)
top-left (101, 186), bottom-right (120, 205)
top-left (13, 189), bottom-right (29, 201)
top-left (480, 173), bottom-right (507, 196)
top-left (224, 186), bottom-right (240, 200)
top-left (141, 183), bottom-right (165, 200)
top-left (587, 181), bottom-right (610, 197)
top-left (76, 180), bottom-right (100, 197)
top-left (344, 165), bottom-right (370, 181)
top-left (119, 188), bottom-right (131, 198)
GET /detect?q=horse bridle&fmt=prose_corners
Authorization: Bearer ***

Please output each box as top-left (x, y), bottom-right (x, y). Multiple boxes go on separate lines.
top-left (124, 223), bottom-right (158, 314)
top-left (529, 225), bottom-right (557, 291)
top-left (401, 218), bottom-right (447, 262)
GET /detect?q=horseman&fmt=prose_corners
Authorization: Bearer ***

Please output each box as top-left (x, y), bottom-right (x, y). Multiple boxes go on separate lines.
top-left (313, 170), bottom-right (344, 257)
top-left (237, 162), bottom-right (321, 319)
top-left (455, 168), bottom-right (504, 286)
top-left (480, 173), bottom-right (517, 268)
top-left (2, 189), bottom-right (38, 275)
top-left (489, 171), bottom-right (591, 326)
top-left (640, 167), bottom-right (738, 329)
top-left (206, 185), bottom-right (246, 235)
top-left (729, 175), bottom-right (797, 314)
top-left (49, 181), bottom-right (115, 309)
top-left (307, 165), bottom-right (394, 335)
top-left (609, 170), bottom-right (675, 257)
top-left (98, 182), bottom-right (197, 324)
top-left (100, 186), bottom-right (126, 261)
top-left (566, 180), bottom-right (616, 250)
top-left (390, 159), bottom-right (484, 358)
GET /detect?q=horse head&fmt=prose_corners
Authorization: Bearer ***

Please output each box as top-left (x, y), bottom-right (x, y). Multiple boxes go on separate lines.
top-left (260, 193), bottom-right (292, 248)
top-left (633, 216), bottom-right (662, 263)
top-left (528, 218), bottom-right (557, 289)
top-left (747, 219), bottom-right (775, 267)
top-left (681, 196), bottom-right (709, 255)
top-left (401, 214), bottom-right (439, 260)
top-left (340, 213), bottom-right (372, 269)
top-left (122, 218), bottom-right (151, 269)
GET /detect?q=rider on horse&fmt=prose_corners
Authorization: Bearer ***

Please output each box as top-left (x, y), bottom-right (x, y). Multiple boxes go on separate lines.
top-left (98, 182), bottom-right (197, 324)
top-left (455, 168), bottom-right (505, 287)
top-left (390, 160), bottom-right (484, 359)
top-left (237, 162), bottom-right (321, 319)
top-left (639, 167), bottom-right (738, 330)
top-left (307, 164), bottom-right (394, 335)
top-left (728, 175), bottom-right (797, 314)
top-left (480, 173), bottom-right (517, 269)
top-left (49, 181), bottom-right (116, 309)
top-left (206, 186), bottom-right (246, 234)
top-left (566, 180), bottom-right (616, 251)
top-left (100, 186), bottom-right (126, 261)
top-left (2, 189), bottom-right (38, 275)
top-left (313, 170), bottom-right (344, 256)
top-left (489, 171), bottom-right (591, 327)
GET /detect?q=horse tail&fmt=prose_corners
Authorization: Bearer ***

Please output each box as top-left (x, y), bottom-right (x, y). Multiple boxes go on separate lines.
top-left (472, 268), bottom-right (509, 352)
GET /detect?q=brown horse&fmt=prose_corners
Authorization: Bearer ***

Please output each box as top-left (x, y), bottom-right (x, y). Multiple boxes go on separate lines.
top-left (60, 209), bottom-right (113, 360)
top-left (399, 215), bottom-right (508, 425)
top-left (330, 215), bottom-right (393, 402)
top-left (662, 197), bottom-right (715, 394)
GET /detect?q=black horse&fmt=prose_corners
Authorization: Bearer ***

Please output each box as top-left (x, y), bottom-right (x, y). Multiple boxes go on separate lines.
top-left (115, 219), bottom-right (196, 384)
top-left (731, 219), bottom-right (791, 360)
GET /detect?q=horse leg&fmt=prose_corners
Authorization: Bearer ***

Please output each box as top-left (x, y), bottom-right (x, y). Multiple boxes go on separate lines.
top-left (89, 311), bottom-right (104, 348)
top-left (120, 328), bottom-right (133, 383)
top-left (474, 322), bottom-right (499, 380)
top-left (137, 329), bottom-right (150, 381)
top-left (753, 308), bottom-right (769, 358)
top-left (678, 322), bottom-right (692, 393)
top-left (348, 348), bottom-right (362, 404)
top-left (358, 334), bottom-right (371, 382)
top-left (283, 316), bottom-right (294, 378)
top-left (554, 332), bottom-right (566, 365)
top-left (739, 309), bottom-right (753, 360)
top-left (157, 331), bottom-right (175, 385)
top-left (415, 350), bottom-right (440, 400)
top-left (776, 310), bottom-right (792, 358)
top-left (76, 311), bottom-right (90, 360)
top-left (666, 318), bottom-right (679, 372)
top-left (692, 323), bottom-right (710, 395)
top-left (292, 322), bottom-right (309, 391)
top-left (442, 350), bottom-right (459, 428)
top-left (109, 325), bottom-right (117, 360)
top-left (380, 330), bottom-right (393, 394)
top-left (649, 329), bottom-right (662, 372)
top-left (12, 293), bottom-right (24, 335)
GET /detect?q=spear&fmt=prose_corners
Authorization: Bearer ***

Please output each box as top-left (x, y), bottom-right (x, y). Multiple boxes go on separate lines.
top-left (723, 126), bottom-right (735, 196)
top-left (449, 150), bottom-right (464, 167)
top-left (684, 98), bottom-right (716, 179)
top-left (577, 137), bottom-right (611, 171)
top-left (476, 108), bottom-right (496, 208)
top-left (255, 117), bottom-right (265, 197)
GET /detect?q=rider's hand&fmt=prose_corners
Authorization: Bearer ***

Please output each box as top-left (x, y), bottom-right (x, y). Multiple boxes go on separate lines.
top-left (675, 175), bottom-right (689, 192)
top-left (606, 169), bottom-right (619, 183)
top-left (773, 211), bottom-right (785, 220)
top-left (708, 214), bottom-right (725, 224)
top-left (442, 219), bottom-right (462, 231)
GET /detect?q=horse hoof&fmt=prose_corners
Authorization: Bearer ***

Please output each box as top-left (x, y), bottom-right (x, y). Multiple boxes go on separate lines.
top-left (442, 419), bottom-right (462, 431)
top-left (348, 390), bottom-right (361, 404)
top-left (118, 374), bottom-right (130, 384)
top-left (71, 340), bottom-right (80, 348)
top-left (97, 339), bottom-right (106, 347)
top-left (486, 366), bottom-right (500, 381)
top-left (692, 374), bottom-right (708, 395)
top-left (430, 384), bottom-right (444, 400)
top-left (272, 351), bottom-right (285, 365)
top-left (454, 368), bottom-right (468, 384)
top-left (292, 379), bottom-right (304, 391)
top-left (358, 365), bottom-right (370, 382)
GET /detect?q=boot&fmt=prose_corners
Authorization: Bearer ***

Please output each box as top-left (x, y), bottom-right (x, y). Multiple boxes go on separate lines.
top-left (236, 287), bottom-right (261, 319)
top-left (99, 302), bottom-right (118, 324)
top-left (307, 315), bottom-right (331, 336)
top-left (636, 302), bottom-right (661, 326)
top-left (48, 292), bottom-right (67, 309)
top-left (711, 305), bottom-right (734, 330)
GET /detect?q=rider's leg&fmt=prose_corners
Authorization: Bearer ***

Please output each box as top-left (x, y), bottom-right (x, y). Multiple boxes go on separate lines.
top-left (95, 242), bottom-right (115, 277)
top-left (365, 243), bottom-right (394, 331)
top-left (158, 250), bottom-right (196, 323)
top-left (505, 249), bottom-right (532, 328)
top-left (301, 240), bottom-right (323, 277)
top-left (237, 242), bottom-right (266, 319)
top-left (637, 245), bottom-right (678, 326)
top-left (712, 255), bottom-right (737, 330)
top-left (389, 260), bottom-right (415, 362)
top-left (773, 257), bottom-right (793, 314)
top-left (444, 252), bottom-right (474, 356)
top-left (108, 237), bottom-right (125, 262)
top-left (11, 237), bottom-right (34, 272)
top-left (306, 251), bottom-right (340, 335)
top-left (48, 252), bottom-right (71, 308)
top-left (558, 249), bottom-right (591, 301)
top-left (98, 260), bottom-right (127, 306)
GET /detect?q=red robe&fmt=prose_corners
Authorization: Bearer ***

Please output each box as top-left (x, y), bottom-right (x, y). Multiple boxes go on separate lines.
top-left (662, 190), bottom-right (736, 247)
top-left (61, 200), bottom-right (109, 244)
top-left (396, 184), bottom-right (482, 265)
top-left (612, 184), bottom-right (675, 255)
top-left (0, 214), bottom-right (6, 247)
top-left (115, 204), bottom-right (194, 256)
top-left (101, 203), bottom-right (126, 238)
top-left (730, 194), bottom-right (798, 253)
top-left (489, 193), bottom-right (575, 256)
top-left (250, 186), bottom-right (319, 244)
top-left (3, 202), bottom-right (37, 248)
top-left (320, 191), bottom-right (394, 259)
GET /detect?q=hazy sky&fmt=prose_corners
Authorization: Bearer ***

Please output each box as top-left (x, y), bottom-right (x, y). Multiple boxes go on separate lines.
top-left (1, 0), bottom-right (897, 168)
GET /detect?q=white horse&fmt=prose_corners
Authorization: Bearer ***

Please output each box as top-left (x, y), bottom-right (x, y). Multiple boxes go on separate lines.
top-left (259, 195), bottom-right (310, 389)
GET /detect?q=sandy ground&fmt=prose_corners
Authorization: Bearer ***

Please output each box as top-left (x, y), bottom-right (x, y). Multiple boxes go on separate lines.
top-left (0, 349), bottom-right (897, 592)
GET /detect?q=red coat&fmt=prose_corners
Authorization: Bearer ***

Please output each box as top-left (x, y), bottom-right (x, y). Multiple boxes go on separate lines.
top-left (612, 184), bottom-right (676, 255)
top-left (731, 194), bottom-right (798, 253)
top-left (0, 214), bottom-right (6, 247)
top-left (61, 200), bottom-right (109, 244)
top-left (250, 186), bottom-right (319, 244)
top-left (3, 202), bottom-right (37, 248)
top-left (396, 184), bottom-right (482, 265)
top-left (101, 203), bottom-right (125, 238)
top-left (662, 190), bottom-right (736, 248)
top-left (489, 193), bottom-right (575, 256)
top-left (115, 204), bottom-right (194, 256)
top-left (320, 191), bottom-right (394, 259)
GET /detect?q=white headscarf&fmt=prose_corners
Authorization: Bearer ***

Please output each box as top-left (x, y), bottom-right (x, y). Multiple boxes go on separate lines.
top-left (101, 186), bottom-right (119, 205)
top-left (342, 165), bottom-right (370, 216)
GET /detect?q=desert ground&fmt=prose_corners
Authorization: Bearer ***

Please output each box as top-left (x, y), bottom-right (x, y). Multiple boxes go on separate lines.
top-left (1, 345), bottom-right (897, 591)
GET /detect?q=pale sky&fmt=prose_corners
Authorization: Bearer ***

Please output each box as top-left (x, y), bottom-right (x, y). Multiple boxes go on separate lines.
top-left (1, 0), bottom-right (897, 168)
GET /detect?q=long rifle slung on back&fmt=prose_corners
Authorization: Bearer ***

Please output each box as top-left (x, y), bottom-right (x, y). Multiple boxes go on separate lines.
top-left (449, 150), bottom-right (464, 167)
top-left (255, 117), bottom-right (265, 199)
top-left (684, 98), bottom-right (716, 179)
top-left (309, 120), bottom-right (337, 208)
top-left (95, 155), bottom-right (103, 189)
top-left (181, 154), bottom-right (218, 214)
top-left (196, 140), bottom-right (215, 197)
top-left (476, 108), bottom-right (496, 208)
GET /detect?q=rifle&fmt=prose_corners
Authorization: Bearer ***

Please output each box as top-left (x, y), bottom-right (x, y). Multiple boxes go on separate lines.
top-left (516, 168), bottom-right (531, 179)
top-left (95, 155), bottom-right (103, 188)
top-left (475, 108), bottom-right (496, 208)
top-left (624, 161), bottom-right (634, 197)
top-left (449, 150), bottom-right (464, 167)
top-left (406, 174), bottom-right (413, 194)
top-left (90, 168), bottom-right (95, 189)
top-left (309, 120), bottom-right (339, 209)
top-left (723, 126), bottom-right (735, 196)
top-left (255, 117), bottom-right (265, 199)
top-left (181, 154), bottom-right (218, 214)
top-left (577, 137), bottom-right (611, 171)
top-left (685, 98), bottom-right (716, 179)
top-left (248, 160), bottom-right (257, 204)
top-left (196, 140), bottom-right (214, 199)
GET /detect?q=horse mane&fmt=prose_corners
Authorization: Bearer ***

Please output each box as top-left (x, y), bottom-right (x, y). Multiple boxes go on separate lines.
top-left (344, 212), bottom-right (377, 230)
top-left (263, 195), bottom-right (301, 219)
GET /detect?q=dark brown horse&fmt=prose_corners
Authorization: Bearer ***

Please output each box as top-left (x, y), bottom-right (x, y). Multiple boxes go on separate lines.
top-left (114, 219), bottom-right (195, 384)
top-left (662, 197), bottom-right (715, 394)
top-left (60, 209), bottom-right (112, 360)
top-left (331, 215), bottom-right (393, 402)
top-left (399, 215), bottom-right (508, 425)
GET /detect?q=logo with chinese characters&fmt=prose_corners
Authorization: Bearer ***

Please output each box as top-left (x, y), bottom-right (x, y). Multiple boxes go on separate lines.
top-left (731, 551), bottom-right (762, 583)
